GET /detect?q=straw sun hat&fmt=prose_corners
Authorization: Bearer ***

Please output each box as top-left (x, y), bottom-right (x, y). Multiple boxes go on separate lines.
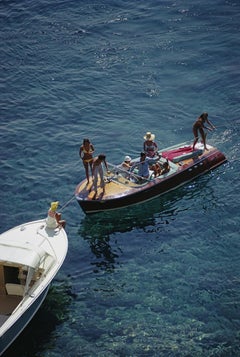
top-left (144, 132), bottom-right (155, 141)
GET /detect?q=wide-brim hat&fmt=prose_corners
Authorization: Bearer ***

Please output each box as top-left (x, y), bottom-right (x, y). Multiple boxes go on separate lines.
top-left (144, 131), bottom-right (155, 141)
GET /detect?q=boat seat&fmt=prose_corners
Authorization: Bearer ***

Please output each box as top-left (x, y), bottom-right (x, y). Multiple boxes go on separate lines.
top-left (162, 147), bottom-right (203, 163)
top-left (5, 283), bottom-right (24, 296)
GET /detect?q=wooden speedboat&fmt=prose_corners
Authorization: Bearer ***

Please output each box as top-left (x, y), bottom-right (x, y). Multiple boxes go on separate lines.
top-left (0, 219), bottom-right (68, 355)
top-left (75, 141), bottom-right (227, 214)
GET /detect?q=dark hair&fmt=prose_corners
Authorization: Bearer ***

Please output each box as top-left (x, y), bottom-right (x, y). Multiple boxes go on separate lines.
top-left (83, 138), bottom-right (90, 143)
top-left (200, 112), bottom-right (208, 119)
top-left (140, 152), bottom-right (146, 157)
top-left (98, 154), bottom-right (106, 160)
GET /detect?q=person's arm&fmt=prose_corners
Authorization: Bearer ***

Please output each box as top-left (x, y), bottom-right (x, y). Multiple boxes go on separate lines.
top-left (103, 159), bottom-right (109, 172)
top-left (79, 146), bottom-right (83, 158)
top-left (206, 118), bottom-right (216, 130)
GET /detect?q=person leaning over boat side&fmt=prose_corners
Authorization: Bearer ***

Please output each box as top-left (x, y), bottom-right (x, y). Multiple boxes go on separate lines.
top-left (79, 138), bottom-right (95, 183)
top-left (120, 155), bottom-right (132, 171)
top-left (92, 154), bottom-right (109, 195)
top-left (143, 131), bottom-right (158, 158)
top-left (138, 152), bottom-right (150, 178)
top-left (192, 112), bottom-right (216, 150)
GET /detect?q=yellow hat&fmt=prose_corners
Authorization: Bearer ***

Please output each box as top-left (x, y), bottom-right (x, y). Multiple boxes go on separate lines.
top-left (50, 201), bottom-right (59, 211)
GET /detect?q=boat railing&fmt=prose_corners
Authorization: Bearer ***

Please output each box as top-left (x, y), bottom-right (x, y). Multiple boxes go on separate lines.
top-left (105, 164), bottom-right (142, 185)
top-left (105, 163), bottom-right (158, 186)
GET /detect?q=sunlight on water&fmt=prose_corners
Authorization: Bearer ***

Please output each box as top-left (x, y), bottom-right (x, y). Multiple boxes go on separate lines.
top-left (1, 0), bottom-right (240, 356)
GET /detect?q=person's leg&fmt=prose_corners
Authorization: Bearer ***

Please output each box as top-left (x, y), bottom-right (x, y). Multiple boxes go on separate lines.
top-left (199, 128), bottom-right (207, 149)
top-left (93, 166), bottom-right (99, 192)
top-left (83, 161), bottom-right (89, 183)
top-left (89, 161), bottom-right (93, 178)
top-left (99, 165), bottom-right (105, 193)
top-left (192, 127), bottom-right (199, 150)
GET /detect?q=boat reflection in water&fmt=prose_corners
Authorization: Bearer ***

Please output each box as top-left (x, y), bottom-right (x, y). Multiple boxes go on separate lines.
top-left (78, 171), bottom-right (221, 273)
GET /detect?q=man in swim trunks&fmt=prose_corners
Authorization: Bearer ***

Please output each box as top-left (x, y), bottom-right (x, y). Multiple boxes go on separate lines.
top-left (192, 112), bottom-right (216, 150)
top-left (92, 154), bottom-right (109, 195)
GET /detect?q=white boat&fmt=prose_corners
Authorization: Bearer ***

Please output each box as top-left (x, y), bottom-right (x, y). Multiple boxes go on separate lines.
top-left (0, 219), bottom-right (68, 355)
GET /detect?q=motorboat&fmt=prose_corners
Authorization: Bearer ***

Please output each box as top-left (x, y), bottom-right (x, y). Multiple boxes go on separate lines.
top-left (75, 141), bottom-right (227, 214)
top-left (0, 219), bottom-right (68, 355)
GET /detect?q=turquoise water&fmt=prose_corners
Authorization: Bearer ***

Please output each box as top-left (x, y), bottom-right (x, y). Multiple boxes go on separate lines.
top-left (1, 0), bottom-right (240, 356)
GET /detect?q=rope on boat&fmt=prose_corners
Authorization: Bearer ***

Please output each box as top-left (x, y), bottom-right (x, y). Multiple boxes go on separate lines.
top-left (59, 195), bottom-right (76, 212)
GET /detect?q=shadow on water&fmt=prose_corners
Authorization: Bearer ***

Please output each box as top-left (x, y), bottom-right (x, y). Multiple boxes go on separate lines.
top-left (77, 171), bottom-right (220, 272)
top-left (3, 281), bottom-right (74, 357)
top-left (79, 171), bottom-right (219, 237)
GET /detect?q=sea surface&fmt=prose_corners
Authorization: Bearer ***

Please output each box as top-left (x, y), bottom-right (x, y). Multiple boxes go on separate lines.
top-left (1, 0), bottom-right (240, 356)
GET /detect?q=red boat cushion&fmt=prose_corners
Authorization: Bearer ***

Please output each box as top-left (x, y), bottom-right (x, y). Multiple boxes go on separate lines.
top-left (162, 146), bottom-right (203, 163)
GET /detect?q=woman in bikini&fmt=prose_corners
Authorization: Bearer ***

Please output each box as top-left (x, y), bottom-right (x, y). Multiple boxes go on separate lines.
top-left (192, 112), bottom-right (216, 150)
top-left (79, 138), bottom-right (95, 183)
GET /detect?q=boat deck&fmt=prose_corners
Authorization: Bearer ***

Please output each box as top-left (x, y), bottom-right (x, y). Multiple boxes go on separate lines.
top-left (0, 295), bottom-right (21, 315)
top-left (0, 293), bottom-right (22, 329)
top-left (76, 143), bottom-right (222, 204)
top-left (75, 142), bottom-right (227, 213)
top-left (76, 158), bottom-right (179, 201)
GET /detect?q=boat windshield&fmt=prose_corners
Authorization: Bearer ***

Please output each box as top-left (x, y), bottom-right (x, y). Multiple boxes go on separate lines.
top-left (105, 163), bottom-right (148, 186)
top-left (105, 159), bottom-right (174, 187)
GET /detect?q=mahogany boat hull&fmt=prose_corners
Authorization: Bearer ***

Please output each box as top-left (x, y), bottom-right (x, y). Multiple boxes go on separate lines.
top-left (75, 142), bottom-right (227, 214)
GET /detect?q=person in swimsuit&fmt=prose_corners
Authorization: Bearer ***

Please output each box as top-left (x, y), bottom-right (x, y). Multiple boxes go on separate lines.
top-left (92, 154), bottom-right (109, 195)
top-left (192, 112), bottom-right (216, 150)
top-left (143, 132), bottom-right (158, 158)
top-left (79, 138), bottom-right (95, 183)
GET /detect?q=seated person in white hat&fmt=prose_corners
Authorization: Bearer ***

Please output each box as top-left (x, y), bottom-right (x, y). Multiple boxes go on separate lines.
top-left (143, 131), bottom-right (158, 158)
top-left (120, 155), bottom-right (132, 171)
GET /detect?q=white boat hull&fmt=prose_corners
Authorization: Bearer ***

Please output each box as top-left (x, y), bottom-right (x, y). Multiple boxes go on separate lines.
top-left (0, 219), bottom-right (68, 355)
top-left (0, 286), bottom-right (49, 355)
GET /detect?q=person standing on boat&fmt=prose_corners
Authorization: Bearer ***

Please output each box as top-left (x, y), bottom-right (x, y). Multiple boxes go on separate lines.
top-left (92, 154), bottom-right (109, 195)
top-left (192, 112), bottom-right (216, 150)
top-left (138, 152), bottom-right (150, 179)
top-left (79, 138), bottom-right (95, 183)
top-left (143, 131), bottom-right (158, 158)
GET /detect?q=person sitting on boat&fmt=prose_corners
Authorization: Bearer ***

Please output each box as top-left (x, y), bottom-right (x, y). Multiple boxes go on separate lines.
top-left (151, 162), bottom-right (162, 177)
top-left (160, 160), bottom-right (170, 175)
top-left (143, 131), bottom-right (159, 159)
top-left (79, 138), bottom-right (95, 183)
top-left (120, 155), bottom-right (132, 171)
top-left (192, 112), bottom-right (216, 150)
top-left (92, 154), bottom-right (109, 195)
top-left (151, 160), bottom-right (170, 177)
top-left (137, 152), bottom-right (150, 179)
top-left (46, 201), bottom-right (66, 229)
